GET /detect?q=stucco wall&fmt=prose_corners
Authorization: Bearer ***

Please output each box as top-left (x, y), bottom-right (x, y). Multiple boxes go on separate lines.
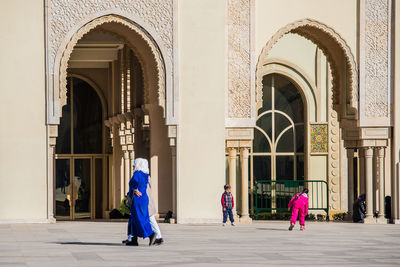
top-left (392, 0), bottom-right (400, 222)
top-left (0, 0), bottom-right (47, 221)
top-left (177, 0), bottom-right (226, 223)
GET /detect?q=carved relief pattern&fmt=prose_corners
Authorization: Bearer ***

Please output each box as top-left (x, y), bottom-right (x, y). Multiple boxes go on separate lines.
top-left (48, 0), bottom-right (173, 70)
top-left (227, 0), bottom-right (251, 118)
top-left (328, 77), bottom-right (340, 211)
top-left (363, 0), bottom-right (390, 117)
top-left (57, 15), bottom-right (166, 113)
top-left (256, 19), bottom-right (358, 118)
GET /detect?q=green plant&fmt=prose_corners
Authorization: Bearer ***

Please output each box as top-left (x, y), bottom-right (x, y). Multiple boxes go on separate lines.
top-left (306, 213), bottom-right (316, 221)
top-left (332, 212), bottom-right (347, 221)
top-left (252, 211), bottom-right (291, 220)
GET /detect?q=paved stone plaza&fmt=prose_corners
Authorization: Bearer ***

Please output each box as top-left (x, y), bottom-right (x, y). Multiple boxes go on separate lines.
top-left (0, 221), bottom-right (399, 266)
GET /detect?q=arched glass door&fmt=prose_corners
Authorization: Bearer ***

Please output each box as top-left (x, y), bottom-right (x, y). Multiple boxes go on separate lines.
top-left (55, 77), bottom-right (105, 220)
top-left (253, 73), bottom-right (305, 182)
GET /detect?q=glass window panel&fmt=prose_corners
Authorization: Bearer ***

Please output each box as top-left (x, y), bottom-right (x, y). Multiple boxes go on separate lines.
top-left (253, 156), bottom-right (271, 181)
top-left (256, 113), bottom-right (272, 141)
top-left (74, 159), bottom-right (91, 219)
top-left (56, 80), bottom-right (71, 154)
top-left (274, 74), bottom-right (304, 123)
top-left (276, 156), bottom-right (294, 180)
top-left (259, 75), bottom-right (272, 114)
top-left (73, 78), bottom-right (103, 154)
top-left (254, 128), bottom-right (270, 152)
top-left (295, 124), bottom-right (304, 153)
top-left (55, 159), bottom-right (71, 219)
top-left (296, 155), bottom-right (305, 180)
top-left (95, 158), bottom-right (103, 219)
top-left (274, 113), bottom-right (291, 139)
top-left (276, 128), bottom-right (294, 152)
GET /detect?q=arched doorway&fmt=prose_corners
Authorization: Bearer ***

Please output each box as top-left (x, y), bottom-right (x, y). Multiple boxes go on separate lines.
top-left (253, 73), bottom-right (305, 181)
top-left (55, 77), bottom-right (106, 220)
top-left (252, 73), bottom-right (305, 211)
top-left (52, 15), bottom-right (174, 220)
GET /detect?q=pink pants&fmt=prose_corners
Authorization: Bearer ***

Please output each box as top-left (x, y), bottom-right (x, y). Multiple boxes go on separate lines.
top-left (290, 207), bottom-right (306, 226)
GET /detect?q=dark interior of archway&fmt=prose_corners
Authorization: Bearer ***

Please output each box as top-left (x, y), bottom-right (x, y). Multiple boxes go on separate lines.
top-left (56, 77), bottom-right (102, 154)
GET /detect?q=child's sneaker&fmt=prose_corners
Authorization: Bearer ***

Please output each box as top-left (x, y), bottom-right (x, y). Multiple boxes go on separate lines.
top-left (222, 223), bottom-right (226, 226)
top-left (288, 224), bottom-right (294, 231)
top-left (300, 226), bottom-right (305, 231)
top-left (231, 223), bottom-right (235, 226)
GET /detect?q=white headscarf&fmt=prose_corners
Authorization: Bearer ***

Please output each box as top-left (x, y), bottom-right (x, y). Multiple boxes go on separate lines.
top-left (133, 158), bottom-right (149, 174)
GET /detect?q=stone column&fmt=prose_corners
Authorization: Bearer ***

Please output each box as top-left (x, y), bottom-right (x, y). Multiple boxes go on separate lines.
top-left (48, 125), bottom-right (58, 222)
top-left (123, 150), bottom-right (130, 195)
top-left (377, 147), bottom-right (386, 222)
top-left (347, 148), bottom-right (355, 214)
top-left (359, 148), bottom-right (366, 195)
top-left (171, 145), bottom-right (177, 222)
top-left (228, 148), bottom-right (237, 216)
top-left (240, 147), bottom-right (251, 223)
top-left (129, 150), bottom-right (135, 178)
top-left (364, 147), bottom-right (374, 223)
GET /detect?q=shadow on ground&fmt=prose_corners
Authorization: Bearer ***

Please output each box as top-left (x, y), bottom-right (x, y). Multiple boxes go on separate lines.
top-left (256, 227), bottom-right (288, 231)
top-left (56, 242), bottom-right (122, 246)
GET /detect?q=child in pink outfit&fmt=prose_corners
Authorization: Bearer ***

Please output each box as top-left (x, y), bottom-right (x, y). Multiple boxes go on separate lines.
top-left (288, 188), bottom-right (309, 231)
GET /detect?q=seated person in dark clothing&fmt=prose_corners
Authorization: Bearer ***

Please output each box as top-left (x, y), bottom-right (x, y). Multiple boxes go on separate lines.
top-left (353, 193), bottom-right (366, 223)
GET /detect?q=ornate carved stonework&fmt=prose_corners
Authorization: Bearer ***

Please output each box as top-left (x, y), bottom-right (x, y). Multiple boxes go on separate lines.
top-left (227, 0), bottom-right (251, 118)
top-left (327, 72), bottom-right (341, 211)
top-left (360, 0), bottom-right (391, 119)
top-left (58, 15), bottom-right (165, 113)
top-left (257, 19), bottom-right (358, 119)
top-left (47, 0), bottom-right (173, 122)
top-left (48, 0), bottom-right (173, 70)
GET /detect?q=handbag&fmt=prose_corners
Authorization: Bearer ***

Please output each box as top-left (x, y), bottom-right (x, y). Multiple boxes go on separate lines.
top-left (125, 193), bottom-right (133, 208)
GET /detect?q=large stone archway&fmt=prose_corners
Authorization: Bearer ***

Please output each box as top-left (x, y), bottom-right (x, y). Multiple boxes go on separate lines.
top-left (256, 19), bottom-right (359, 120)
top-left (46, 1), bottom-right (177, 125)
top-left (46, 5), bottom-right (177, 220)
top-left (253, 19), bottom-right (360, 215)
top-left (53, 15), bottom-right (168, 123)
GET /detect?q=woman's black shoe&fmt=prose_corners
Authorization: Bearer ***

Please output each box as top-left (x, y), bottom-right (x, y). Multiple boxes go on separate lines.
top-left (154, 238), bottom-right (164, 245)
top-left (148, 233), bottom-right (156, 246)
top-left (126, 237), bottom-right (138, 246)
top-left (125, 240), bottom-right (138, 246)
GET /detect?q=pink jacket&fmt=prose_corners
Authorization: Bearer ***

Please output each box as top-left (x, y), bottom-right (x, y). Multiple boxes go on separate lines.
top-left (288, 193), bottom-right (309, 214)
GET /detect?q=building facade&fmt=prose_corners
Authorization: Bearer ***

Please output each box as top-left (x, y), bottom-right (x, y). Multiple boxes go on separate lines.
top-left (1, 0), bottom-right (400, 224)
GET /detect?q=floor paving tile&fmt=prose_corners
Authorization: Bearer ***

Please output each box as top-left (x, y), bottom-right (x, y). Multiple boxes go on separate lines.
top-left (0, 221), bottom-right (399, 266)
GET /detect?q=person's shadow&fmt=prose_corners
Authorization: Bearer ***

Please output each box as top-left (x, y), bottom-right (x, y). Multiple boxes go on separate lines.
top-left (256, 227), bottom-right (288, 231)
top-left (56, 242), bottom-right (122, 246)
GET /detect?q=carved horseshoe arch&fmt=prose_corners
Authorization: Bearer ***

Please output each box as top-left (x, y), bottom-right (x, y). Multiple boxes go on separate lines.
top-left (54, 15), bottom-right (166, 121)
top-left (256, 19), bottom-right (358, 119)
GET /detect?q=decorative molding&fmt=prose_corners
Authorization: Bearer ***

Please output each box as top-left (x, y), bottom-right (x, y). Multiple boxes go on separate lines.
top-left (227, 0), bottom-right (251, 118)
top-left (225, 127), bottom-right (254, 140)
top-left (47, 0), bottom-right (174, 123)
top-left (57, 15), bottom-right (165, 118)
top-left (359, 0), bottom-right (391, 124)
top-left (257, 60), bottom-right (318, 122)
top-left (256, 19), bottom-right (358, 120)
top-left (327, 76), bottom-right (341, 211)
top-left (49, 0), bottom-right (172, 69)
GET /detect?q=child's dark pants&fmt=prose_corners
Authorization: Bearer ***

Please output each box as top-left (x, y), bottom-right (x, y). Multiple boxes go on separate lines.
top-left (223, 208), bottom-right (234, 223)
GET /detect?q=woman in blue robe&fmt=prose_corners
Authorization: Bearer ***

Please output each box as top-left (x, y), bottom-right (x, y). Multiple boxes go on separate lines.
top-left (126, 158), bottom-right (155, 246)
